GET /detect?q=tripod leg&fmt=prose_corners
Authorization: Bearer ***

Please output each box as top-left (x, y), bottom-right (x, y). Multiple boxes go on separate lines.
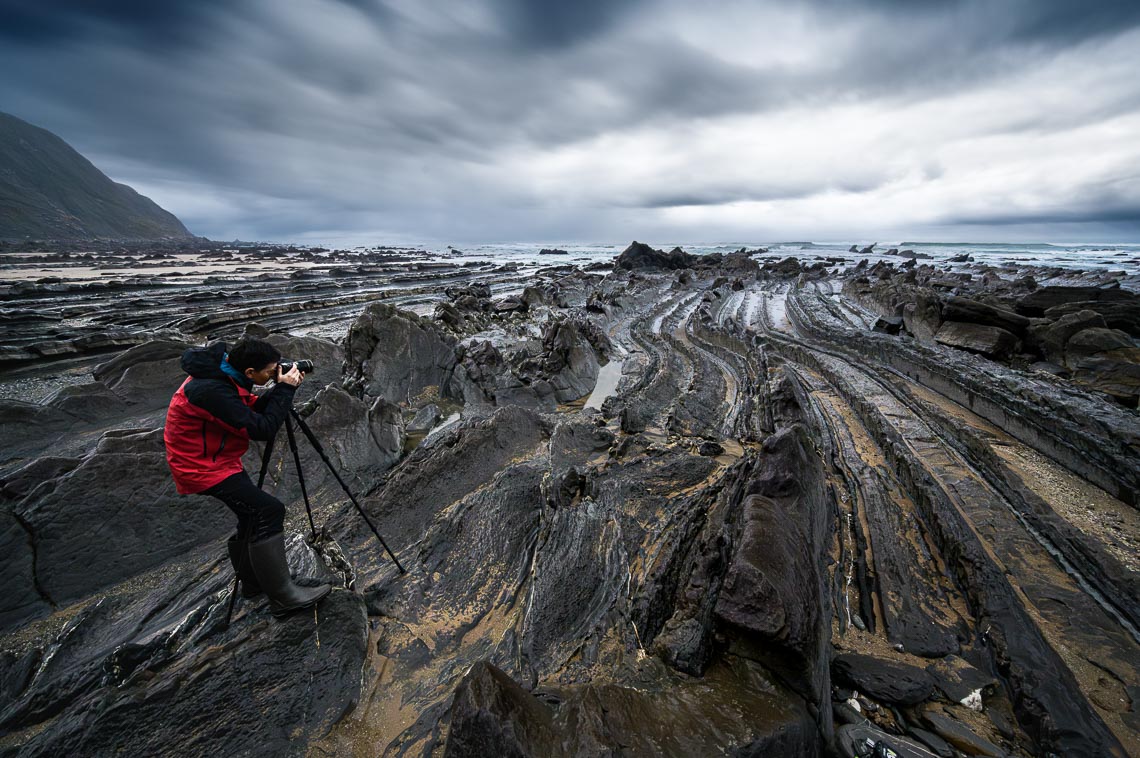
top-left (285, 415), bottom-right (318, 542)
top-left (290, 409), bottom-right (406, 574)
top-left (256, 426), bottom-right (279, 490)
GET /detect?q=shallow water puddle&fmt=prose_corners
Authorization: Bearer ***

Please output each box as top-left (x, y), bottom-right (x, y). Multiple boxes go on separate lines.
top-left (584, 358), bottom-right (625, 409)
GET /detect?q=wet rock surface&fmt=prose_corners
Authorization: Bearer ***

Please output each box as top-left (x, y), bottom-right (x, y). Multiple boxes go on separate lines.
top-left (1, 242), bottom-right (1139, 757)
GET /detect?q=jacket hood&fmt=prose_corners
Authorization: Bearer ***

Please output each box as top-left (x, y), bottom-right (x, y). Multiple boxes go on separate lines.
top-left (180, 342), bottom-right (229, 380)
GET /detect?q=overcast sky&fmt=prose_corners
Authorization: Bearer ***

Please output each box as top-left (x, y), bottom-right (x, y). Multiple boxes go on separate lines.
top-left (2, 0), bottom-right (1139, 245)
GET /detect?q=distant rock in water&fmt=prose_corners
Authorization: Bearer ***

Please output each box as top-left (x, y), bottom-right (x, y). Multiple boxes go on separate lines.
top-left (614, 241), bottom-right (698, 270)
top-left (538, 248), bottom-right (569, 255)
top-left (0, 111), bottom-right (194, 241)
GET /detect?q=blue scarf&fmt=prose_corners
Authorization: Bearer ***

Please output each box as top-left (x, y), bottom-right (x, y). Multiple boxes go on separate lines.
top-left (221, 353), bottom-right (254, 388)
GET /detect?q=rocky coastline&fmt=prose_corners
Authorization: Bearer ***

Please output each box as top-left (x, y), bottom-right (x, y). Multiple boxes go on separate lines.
top-left (1, 240), bottom-right (1138, 757)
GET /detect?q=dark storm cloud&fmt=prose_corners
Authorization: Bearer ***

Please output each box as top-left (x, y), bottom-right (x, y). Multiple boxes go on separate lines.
top-left (1, 0), bottom-right (1138, 241)
top-left (817, 0), bottom-right (1140, 44)
top-left (486, 0), bottom-right (644, 49)
top-left (0, 0), bottom-right (229, 47)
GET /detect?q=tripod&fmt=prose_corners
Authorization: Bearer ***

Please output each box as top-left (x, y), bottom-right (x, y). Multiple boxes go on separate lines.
top-left (225, 407), bottom-right (405, 625)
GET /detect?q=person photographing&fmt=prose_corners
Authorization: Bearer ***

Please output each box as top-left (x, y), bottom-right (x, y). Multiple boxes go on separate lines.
top-left (164, 338), bottom-right (331, 616)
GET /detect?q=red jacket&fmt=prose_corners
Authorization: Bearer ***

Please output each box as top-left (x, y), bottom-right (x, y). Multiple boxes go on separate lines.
top-left (164, 343), bottom-right (296, 494)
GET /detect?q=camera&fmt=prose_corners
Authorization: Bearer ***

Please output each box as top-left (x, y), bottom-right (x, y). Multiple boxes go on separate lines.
top-left (278, 359), bottom-right (314, 374)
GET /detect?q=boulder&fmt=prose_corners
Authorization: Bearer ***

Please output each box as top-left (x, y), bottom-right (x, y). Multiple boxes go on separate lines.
top-left (924, 655), bottom-right (995, 706)
top-left (713, 427), bottom-right (832, 720)
top-left (1065, 328), bottom-right (1140, 406)
top-left (872, 316), bottom-right (903, 335)
top-left (1016, 285), bottom-right (1137, 316)
top-left (408, 403), bottom-right (442, 434)
top-left (919, 709), bottom-right (1005, 758)
top-left (266, 333), bottom-right (343, 404)
top-left (255, 385), bottom-right (405, 497)
top-left (934, 321), bottom-right (1019, 360)
top-left (1044, 301), bottom-right (1140, 338)
top-left (446, 282), bottom-right (492, 301)
top-left (1029, 309), bottom-right (1106, 363)
top-left (614, 241), bottom-right (697, 271)
top-left (91, 338), bottom-right (194, 407)
top-left (941, 296), bottom-right (1029, 335)
top-left (697, 440), bottom-right (724, 456)
top-left (342, 302), bottom-right (459, 405)
top-left (831, 653), bottom-right (937, 706)
top-left (492, 295), bottom-right (528, 314)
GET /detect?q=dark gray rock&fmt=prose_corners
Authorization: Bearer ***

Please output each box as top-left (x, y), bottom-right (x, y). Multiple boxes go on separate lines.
top-left (3, 559), bottom-right (368, 757)
top-left (1030, 309), bottom-right (1106, 363)
top-left (934, 321), bottom-right (1019, 360)
top-left (1044, 300), bottom-right (1140, 338)
top-left (443, 658), bottom-right (821, 758)
top-left (407, 403), bottom-right (441, 434)
top-left (334, 406), bottom-right (549, 571)
top-left (697, 440), bottom-right (724, 456)
top-left (614, 241), bottom-right (697, 271)
top-left (920, 709), bottom-right (1006, 757)
top-left (342, 302), bottom-right (459, 405)
top-left (908, 728), bottom-right (954, 758)
top-left (43, 382), bottom-right (128, 422)
top-left (831, 653), bottom-right (937, 706)
top-left (88, 338), bottom-right (212, 410)
top-left (267, 332), bottom-right (344, 404)
top-left (712, 427), bottom-right (832, 729)
top-left (1016, 285), bottom-right (1138, 316)
top-left (925, 655), bottom-right (995, 704)
top-left (872, 316), bottom-right (903, 335)
top-left (1065, 328), bottom-right (1140, 405)
top-left (941, 296), bottom-right (1029, 335)
top-left (11, 428), bottom-right (231, 612)
top-left (256, 385), bottom-right (405, 498)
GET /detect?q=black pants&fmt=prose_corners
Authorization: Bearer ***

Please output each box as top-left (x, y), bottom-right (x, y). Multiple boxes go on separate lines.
top-left (204, 471), bottom-right (286, 542)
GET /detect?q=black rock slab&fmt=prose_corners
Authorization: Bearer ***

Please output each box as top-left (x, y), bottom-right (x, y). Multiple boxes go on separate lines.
top-left (11, 428), bottom-right (230, 610)
top-left (831, 653), bottom-right (937, 706)
top-left (934, 321), bottom-right (1018, 360)
top-left (443, 657), bottom-right (820, 758)
top-left (941, 296), bottom-right (1029, 335)
top-left (714, 426), bottom-right (833, 733)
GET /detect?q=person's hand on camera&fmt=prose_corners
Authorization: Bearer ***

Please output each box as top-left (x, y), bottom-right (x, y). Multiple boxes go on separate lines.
top-left (277, 363), bottom-right (304, 387)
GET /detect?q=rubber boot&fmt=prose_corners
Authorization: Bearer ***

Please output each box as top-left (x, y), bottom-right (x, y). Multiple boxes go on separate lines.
top-left (247, 533), bottom-right (331, 616)
top-left (227, 537), bottom-right (263, 599)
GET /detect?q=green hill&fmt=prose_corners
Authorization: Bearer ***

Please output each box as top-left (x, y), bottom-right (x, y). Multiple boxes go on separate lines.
top-left (0, 111), bottom-right (194, 240)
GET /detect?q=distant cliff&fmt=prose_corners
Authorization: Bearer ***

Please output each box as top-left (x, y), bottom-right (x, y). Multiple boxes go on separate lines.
top-left (0, 111), bottom-right (193, 241)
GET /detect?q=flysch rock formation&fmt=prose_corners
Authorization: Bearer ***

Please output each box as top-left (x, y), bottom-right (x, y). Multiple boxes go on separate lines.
top-left (0, 241), bottom-right (1138, 757)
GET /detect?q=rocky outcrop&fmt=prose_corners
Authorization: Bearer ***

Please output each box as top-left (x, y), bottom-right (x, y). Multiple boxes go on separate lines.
top-left (1, 429), bottom-right (230, 631)
top-left (934, 321), bottom-right (1019, 360)
top-left (343, 302), bottom-right (460, 405)
top-left (0, 536), bottom-right (366, 756)
top-left (1065, 328), bottom-right (1140, 405)
top-left (614, 241), bottom-right (697, 270)
top-left (1016, 284), bottom-right (1138, 316)
top-left (941, 296), bottom-right (1029, 336)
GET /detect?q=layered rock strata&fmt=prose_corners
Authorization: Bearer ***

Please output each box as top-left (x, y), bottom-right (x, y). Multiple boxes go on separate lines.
top-left (1, 242), bottom-right (1137, 757)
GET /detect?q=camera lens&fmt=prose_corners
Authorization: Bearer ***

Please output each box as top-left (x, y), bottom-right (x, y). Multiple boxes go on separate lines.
top-left (279, 359), bottom-right (314, 373)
